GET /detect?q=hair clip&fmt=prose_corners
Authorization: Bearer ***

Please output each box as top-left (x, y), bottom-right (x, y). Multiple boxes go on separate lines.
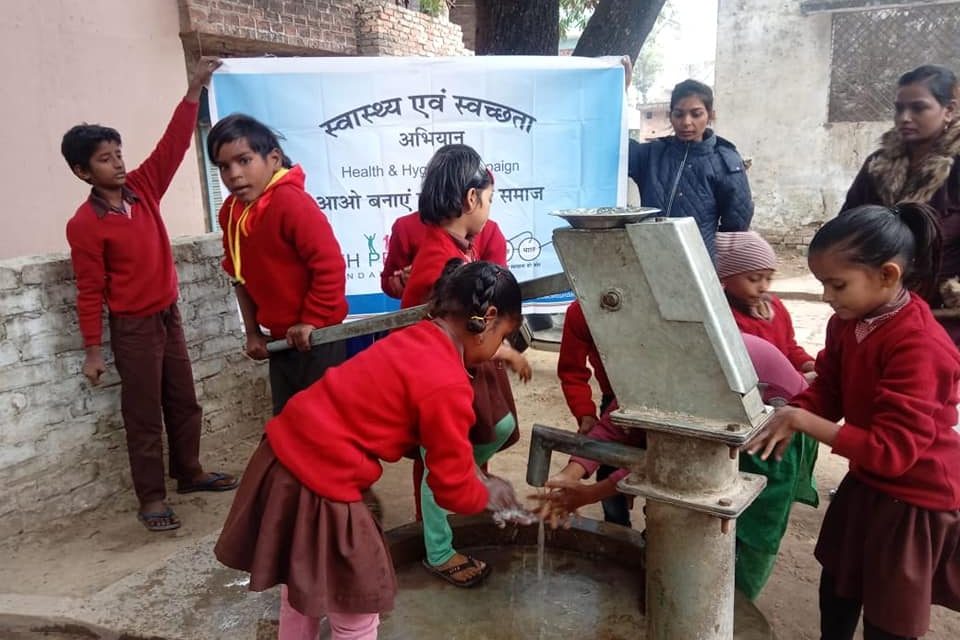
top-left (470, 315), bottom-right (487, 324)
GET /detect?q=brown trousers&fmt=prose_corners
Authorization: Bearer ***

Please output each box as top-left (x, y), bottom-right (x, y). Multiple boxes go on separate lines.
top-left (109, 303), bottom-right (203, 504)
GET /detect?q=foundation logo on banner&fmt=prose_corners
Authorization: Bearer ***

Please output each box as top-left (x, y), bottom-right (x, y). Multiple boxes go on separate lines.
top-left (210, 56), bottom-right (628, 316)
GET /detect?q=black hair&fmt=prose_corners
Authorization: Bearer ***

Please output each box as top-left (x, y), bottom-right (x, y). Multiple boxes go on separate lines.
top-left (670, 79), bottom-right (714, 112)
top-left (898, 65), bottom-right (958, 107)
top-left (61, 124), bottom-right (122, 171)
top-left (427, 259), bottom-right (521, 333)
top-left (207, 113), bottom-right (293, 168)
top-left (418, 144), bottom-right (494, 225)
top-left (809, 203), bottom-right (942, 298)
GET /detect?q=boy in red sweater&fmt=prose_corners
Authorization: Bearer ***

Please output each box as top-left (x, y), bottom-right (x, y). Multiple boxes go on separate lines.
top-left (380, 210), bottom-right (508, 298)
top-left (715, 231), bottom-right (816, 378)
top-left (208, 114), bottom-right (348, 416)
top-left (62, 57), bottom-right (237, 532)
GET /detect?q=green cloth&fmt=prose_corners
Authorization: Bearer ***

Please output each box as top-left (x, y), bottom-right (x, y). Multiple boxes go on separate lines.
top-left (421, 413), bottom-right (516, 566)
top-left (735, 432), bottom-right (820, 600)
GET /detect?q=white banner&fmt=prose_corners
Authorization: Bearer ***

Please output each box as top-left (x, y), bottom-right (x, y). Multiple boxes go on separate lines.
top-left (209, 56), bottom-right (627, 316)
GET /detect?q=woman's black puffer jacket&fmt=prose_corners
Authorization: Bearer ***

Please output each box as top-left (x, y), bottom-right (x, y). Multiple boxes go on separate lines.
top-left (628, 130), bottom-right (753, 258)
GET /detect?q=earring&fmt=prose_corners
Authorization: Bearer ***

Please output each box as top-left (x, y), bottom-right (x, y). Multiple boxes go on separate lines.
top-left (477, 334), bottom-right (485, 344)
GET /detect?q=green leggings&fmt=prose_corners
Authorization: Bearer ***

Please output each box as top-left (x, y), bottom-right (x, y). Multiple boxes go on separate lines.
top-left (421, 413), bottom-right (516, 566)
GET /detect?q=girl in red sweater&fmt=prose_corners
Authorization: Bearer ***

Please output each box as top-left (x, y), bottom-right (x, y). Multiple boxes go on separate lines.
top-left (400, 144), bottom-right (531, 587)
top-left (380, 211), bottom-right (508, 298)
top-left (746, 203), bottom-right (960, 639)
top-left (215, 260), bottom-right (531, 640)
top-left (208, 115), bottom-right (348, 416)
top-left (715, 230), bottom-right (817, 378)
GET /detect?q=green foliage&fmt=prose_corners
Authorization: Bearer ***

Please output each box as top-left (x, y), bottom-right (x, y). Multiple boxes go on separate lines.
top-left (420, 0), bottom-right (448, 17)
top-left (559, 0), bottom-right (597, 39)
top-left (633, 43), bottom-right (663, 102)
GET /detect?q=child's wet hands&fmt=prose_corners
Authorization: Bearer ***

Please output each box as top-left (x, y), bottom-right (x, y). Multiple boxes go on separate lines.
top-left (743, 406), bottom-right (799, 461)
top-left (483, 474), bottom-right (523, 513)
top-left (286, 323), bottom-right (316, 352)
top-left (532, 480), bottom-right (592, 529)
top-left (244, 333), bottom-right (269, 360)
top-left (82, 351), bottom-right (106, 385)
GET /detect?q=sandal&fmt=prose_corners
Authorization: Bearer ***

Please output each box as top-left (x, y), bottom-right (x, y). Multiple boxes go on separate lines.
top-left (422, 555), bottom-right (491, 588)
top-left (137, 508), bottom-right (181, 532)
top-left (176, 471), bottom-right (239, 494)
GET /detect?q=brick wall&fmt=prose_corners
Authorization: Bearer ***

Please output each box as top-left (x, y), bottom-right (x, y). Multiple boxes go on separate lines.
top-left (178, 0), bottom-right (359, 57)
top-left (179, 0), bottom-right (468, 58)
top-left (357, 0), bottom-right (468, 56)
top-left (0, 235), bottom-right (270, 539)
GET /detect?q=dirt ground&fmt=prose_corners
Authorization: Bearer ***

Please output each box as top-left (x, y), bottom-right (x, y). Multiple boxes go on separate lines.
top-left (3, 288), bottom-right (959, 639)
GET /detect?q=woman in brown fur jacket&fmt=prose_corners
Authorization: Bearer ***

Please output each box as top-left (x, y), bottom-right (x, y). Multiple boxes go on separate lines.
top-left (842, 65), bottom-right (960, 343)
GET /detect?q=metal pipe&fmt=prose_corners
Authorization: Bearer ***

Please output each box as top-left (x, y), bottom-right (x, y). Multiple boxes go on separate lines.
top-left (266, 272), bottom-right (570, 353)
top-left (646, 500), bottom-right (735, 640)
top-left (644, 431), bottom-right (738, 640)
top-left (526, 424), bottom-right (646, 487)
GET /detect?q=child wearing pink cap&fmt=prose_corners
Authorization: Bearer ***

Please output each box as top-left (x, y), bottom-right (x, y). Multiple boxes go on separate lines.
top-left (715, 231), bottom-right (816, 379)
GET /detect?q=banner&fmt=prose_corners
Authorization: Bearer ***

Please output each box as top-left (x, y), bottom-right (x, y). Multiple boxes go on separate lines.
top-left (209, 56), bottom-right (627, 316)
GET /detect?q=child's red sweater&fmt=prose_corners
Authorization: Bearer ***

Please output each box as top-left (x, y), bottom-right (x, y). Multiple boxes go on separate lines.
top-left (557, 300), bottom-right (614, 420)
top-left (400, 225), bottom-right (472, 308)
top-left (382, 214), bottom-right (507, 298)
top-left (266, 320), bottom-right (488, 513)
top-left (730, 294), bottom-right (814, 372)
top-left (219, 165), bottom-right (347, 337)
top-left (66, 99), bottom-right (198, 347)
top-left (791, 294), bottom-right (960, 510)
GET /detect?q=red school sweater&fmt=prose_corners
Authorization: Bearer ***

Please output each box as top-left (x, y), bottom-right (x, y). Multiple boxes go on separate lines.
top-left (66, 99), bottom-right (198, 347)
top-left (381, 213), bottom-right (507, 298)
top-left (400, 224), bottom-right (473, 308)
top-left (557, 299), bottom-right (614, 420)
top-left (791, 294), bottom-right (960, 510)
top-left (730, 294), bottom-right (814, 372)
top-left (266, 320), bottom-right (488, 512)
top-left (219, 166), bottom-right (347, 337)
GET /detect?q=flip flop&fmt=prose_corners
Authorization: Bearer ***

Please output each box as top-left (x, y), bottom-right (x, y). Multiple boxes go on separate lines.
top-left (137, 508), bottom-right (181, 532)
top-left (422, 555), bottom-right (492, 588)
top-left (176, 471), bottom-right (239, 494)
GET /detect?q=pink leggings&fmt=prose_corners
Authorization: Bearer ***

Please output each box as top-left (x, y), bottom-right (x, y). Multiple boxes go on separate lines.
top-left (279, 586), bottom-right (379, 640)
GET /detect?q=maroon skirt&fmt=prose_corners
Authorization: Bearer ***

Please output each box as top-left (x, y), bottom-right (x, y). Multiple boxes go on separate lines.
top-left (469, 359), bottom-right (520, 450)
top-left (815, 473), bottom-right (960, 636)
top-left (214, 440), bottom-right (396, 617)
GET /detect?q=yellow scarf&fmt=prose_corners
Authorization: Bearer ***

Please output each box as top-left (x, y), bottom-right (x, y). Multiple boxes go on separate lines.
top-left (226, 168), bottom-right (290, 285)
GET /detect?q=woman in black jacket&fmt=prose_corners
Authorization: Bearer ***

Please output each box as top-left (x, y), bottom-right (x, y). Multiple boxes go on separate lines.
top-left (629, 79), bottom-right (754, 258)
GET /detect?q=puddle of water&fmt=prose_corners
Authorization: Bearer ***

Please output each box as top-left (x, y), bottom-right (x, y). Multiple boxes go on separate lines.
top-left (381, 545), bottom-right (644, 640)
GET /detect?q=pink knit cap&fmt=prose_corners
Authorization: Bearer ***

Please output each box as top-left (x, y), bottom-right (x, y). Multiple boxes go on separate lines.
top-left (715, 231), bottom-right (776, 280)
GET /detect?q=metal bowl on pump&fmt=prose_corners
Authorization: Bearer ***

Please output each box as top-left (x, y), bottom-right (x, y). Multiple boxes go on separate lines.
top-left (550, 206), bottom-right (661, 230)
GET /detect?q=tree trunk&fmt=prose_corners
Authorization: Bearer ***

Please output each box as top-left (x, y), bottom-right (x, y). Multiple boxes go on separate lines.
top-left (573, 0), bottom-right (667, 62)
top-left (474, 0), bottom-right (560, 55)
